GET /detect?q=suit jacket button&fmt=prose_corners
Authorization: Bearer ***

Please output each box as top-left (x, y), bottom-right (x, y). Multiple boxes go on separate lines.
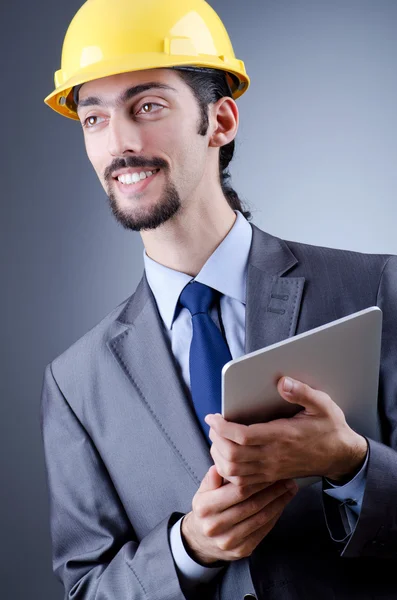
top-left (244, 595), bottom-right (257, 600)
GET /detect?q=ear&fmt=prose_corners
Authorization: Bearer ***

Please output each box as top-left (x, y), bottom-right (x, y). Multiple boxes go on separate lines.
top-left (208, 97), bottom-right (239, 149)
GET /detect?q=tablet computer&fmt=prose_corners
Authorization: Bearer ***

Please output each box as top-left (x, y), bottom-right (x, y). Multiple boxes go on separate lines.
top-left (222, 306), bottom-right (382, 442)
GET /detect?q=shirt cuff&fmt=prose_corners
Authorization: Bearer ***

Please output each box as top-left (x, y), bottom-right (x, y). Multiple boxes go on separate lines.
top-left (323, 449), bottom-right (369, 521)
top-left (169, 516), bottom-right (225, 591)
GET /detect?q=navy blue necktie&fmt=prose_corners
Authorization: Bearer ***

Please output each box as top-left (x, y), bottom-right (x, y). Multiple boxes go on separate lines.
top-left (178, 281), bottom-right (233, 443)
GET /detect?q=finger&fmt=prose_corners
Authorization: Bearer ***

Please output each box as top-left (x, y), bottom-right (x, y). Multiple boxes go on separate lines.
top-left (212, 480), bottom-right (296, 535)
top-left (227, 473), bottom-right (276, 487)
top-left (277, 377), bottom-right (332, 415)
top-left (199, 465), bottom-right (224, 493)
top-left (240, 489), bottom-right (295, 539)
top-left (209, 428), bottom-right (265, 463)
top-left (216, 483), bottom-right (297, 542)
top-left (238, 509), bottom-right (284, 554)
top-left (210, 442), bottom-right (264, 480)
top-left (206, 413), bottom-right (274, 446)
top-left (216, 510), bottom-right (282, 562)
top-left (200, 477), bottom-right (274, 517)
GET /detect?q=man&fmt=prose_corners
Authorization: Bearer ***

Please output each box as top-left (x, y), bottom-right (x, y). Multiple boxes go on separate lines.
top-left (41, 1), bottom-right (397, 598)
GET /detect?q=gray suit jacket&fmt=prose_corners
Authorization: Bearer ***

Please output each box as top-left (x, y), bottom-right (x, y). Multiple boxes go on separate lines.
top-left (41, 223), bottom-right (397, 600)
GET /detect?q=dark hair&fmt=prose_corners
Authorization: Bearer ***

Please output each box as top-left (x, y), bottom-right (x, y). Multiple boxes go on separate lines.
top-left (173, 68), bottom-right (252, 221)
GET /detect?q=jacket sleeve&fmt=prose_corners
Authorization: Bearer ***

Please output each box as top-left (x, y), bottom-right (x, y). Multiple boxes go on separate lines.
top-left (40, 362), bottom-right (256, 599)
top-left (322, 255), bottom-right (397, 560)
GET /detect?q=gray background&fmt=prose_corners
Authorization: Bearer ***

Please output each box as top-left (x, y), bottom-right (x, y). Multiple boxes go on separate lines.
top-left (2, 0), bottom-right (396, 597)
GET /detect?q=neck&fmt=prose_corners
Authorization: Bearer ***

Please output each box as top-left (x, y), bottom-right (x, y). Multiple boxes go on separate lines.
top-left (141, 193), bottom-right (237, 277)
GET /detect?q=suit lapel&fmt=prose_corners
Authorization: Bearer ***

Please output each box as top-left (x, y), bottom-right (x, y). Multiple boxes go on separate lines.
top-left (108, 275), bottom-right (211, 486)
top-left (245, 224), bottom-right (305, 353)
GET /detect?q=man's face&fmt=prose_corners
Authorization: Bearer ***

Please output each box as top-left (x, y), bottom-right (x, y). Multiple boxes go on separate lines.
top-left (76, 69), bottom-right (212, 231)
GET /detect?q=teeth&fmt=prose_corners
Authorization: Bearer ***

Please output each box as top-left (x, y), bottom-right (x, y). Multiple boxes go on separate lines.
top-left (117, 169), bottom-right (159, 184)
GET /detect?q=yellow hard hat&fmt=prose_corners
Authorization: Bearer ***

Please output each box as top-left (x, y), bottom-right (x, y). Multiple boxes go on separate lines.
top-left (44, 0), bottom-right (250, 121)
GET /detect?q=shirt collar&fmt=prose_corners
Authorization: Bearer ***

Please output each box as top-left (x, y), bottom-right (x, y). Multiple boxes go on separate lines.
top-left (143, 210), bottom-right (253, 330)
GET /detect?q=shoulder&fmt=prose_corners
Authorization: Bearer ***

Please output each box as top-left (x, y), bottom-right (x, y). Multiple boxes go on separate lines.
top-left (284, 237), bottom-right (393, 268)
top-left (286, 239), bottom-right (397, 297)
top-left (281, 236), bottom-right (395, 286)
top-left (284, 239), bottom-right (397, 306)
top-left (250, 221), bottom-right (395, 288)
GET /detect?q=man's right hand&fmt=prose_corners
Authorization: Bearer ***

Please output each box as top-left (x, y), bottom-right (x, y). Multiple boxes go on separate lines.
top-left (181, 465), bottom-right (298, 565)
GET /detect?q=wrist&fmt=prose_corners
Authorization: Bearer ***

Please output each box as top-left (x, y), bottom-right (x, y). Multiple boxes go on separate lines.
top-left (326, 432), bottom-right (368, 484)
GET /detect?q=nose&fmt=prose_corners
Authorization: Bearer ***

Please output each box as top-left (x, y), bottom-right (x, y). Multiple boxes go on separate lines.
top-left (107, 113), bottom-right (144, 157)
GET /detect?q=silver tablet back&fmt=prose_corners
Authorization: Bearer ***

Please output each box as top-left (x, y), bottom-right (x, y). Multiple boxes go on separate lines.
top-left (222, 306), bottom-right (382, 442)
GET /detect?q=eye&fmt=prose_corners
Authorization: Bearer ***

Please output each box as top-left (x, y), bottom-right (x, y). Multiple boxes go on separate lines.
top-left (83, 115), bottom-right (105, 129)
top-left (136, 102), bottom-right (164, 115)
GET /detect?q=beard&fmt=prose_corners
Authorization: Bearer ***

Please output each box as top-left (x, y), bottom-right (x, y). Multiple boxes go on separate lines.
top-left (106, 178), bottom-right (181, 231)
top-left (104, 156), bottom-right (181, 231)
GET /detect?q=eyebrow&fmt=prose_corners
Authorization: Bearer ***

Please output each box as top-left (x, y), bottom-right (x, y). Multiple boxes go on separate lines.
top-left (76, 82), bottom-right (177, 113)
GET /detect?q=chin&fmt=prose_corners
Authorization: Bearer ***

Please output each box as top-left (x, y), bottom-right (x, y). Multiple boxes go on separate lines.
top-left (107, 187), bottom-right (182, 232)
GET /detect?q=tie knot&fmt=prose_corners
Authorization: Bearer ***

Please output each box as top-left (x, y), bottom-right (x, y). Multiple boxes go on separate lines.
top-left (179, 281), bottom-right (217, 316)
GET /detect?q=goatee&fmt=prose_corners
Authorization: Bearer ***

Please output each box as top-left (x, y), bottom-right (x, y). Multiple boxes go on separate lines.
top-left (106, 179), bottom-right (181, 231)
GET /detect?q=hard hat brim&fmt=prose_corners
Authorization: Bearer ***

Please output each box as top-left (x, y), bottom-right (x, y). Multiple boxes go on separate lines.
top-left (44, 53), bottom-right (250, 120)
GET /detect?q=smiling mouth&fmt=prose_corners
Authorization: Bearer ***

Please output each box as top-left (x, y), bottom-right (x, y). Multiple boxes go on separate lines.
top-left (113, 168), bottom-right (161, 186)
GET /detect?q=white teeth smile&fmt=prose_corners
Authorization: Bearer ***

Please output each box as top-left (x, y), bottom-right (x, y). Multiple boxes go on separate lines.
top-left (117, 169), bottom-right (160, 185)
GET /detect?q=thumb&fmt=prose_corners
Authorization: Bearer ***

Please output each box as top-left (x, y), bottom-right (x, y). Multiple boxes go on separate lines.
top-left (200, 465), bottom-right (224, 492)
top-left (277, 376), bottom-right (329, 416)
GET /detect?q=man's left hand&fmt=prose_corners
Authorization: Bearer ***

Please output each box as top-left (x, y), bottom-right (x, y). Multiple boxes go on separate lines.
top-left (205, 376), bottom-right (368, 486)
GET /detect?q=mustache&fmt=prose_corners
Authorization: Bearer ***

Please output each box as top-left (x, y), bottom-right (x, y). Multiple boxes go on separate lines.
top-left (105, 156), bottom-right (168, 180)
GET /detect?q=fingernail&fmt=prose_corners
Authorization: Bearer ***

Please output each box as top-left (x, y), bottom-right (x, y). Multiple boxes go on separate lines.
top-left (283, 377), bottom-right (294, 393)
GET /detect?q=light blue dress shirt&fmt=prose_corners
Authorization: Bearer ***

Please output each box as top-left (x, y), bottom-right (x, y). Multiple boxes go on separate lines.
top-left (143, 210), bottom-right (368, 590)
